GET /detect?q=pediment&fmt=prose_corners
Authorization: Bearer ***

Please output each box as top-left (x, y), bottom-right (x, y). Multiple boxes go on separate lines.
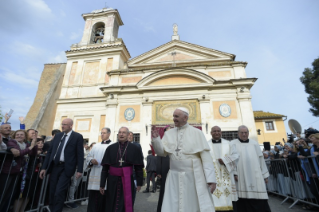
top-left (128, 40), bottom-right (235, 67)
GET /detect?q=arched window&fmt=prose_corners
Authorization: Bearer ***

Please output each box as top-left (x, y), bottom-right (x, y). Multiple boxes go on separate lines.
top-left (91, 22), bottom-right (105, 44)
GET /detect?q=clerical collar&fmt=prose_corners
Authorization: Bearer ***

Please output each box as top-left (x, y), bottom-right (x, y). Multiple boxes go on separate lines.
top-left (177, 123), bottom-right (189, 130)
top-left (102, 139), bottom-right (111, 144)
top-left (239, 138), bottom-right (249, 143)
top-left (120, 141), bottom-right (128, 146)
top-left (212, 139), bottom-right (221, 144)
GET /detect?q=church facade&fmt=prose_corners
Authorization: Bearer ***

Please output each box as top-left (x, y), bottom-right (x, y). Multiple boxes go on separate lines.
top-left (26, 8), bottom-right (258, 155)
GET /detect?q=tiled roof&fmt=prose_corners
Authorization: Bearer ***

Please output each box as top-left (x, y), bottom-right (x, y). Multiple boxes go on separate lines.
top-left (254, 111), bottom-right (286, 119)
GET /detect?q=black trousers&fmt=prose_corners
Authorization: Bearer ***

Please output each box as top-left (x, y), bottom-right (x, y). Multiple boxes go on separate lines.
top-left (146, 171), bottom-right (156, 191)
top-left (49, 163), bottom-right (71, 212)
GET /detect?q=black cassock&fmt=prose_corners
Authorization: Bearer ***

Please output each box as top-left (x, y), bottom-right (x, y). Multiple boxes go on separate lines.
top-left (156, 155), bottom-right (169, 212)
top-left (100, 141), bottom-right (144, 212)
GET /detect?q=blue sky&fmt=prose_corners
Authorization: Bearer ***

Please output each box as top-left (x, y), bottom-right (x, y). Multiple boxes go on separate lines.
top-left (0, 0), bottom-right (318, 135)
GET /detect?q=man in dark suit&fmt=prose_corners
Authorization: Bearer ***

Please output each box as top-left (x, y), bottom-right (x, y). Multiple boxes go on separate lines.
top-left (40, 118), bottom-right (84, 212)
top-left (143, 150), bottom-right (157, 193)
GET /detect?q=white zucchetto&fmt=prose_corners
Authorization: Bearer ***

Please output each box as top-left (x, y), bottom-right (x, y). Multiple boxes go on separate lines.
top-left (176, 107), bottom-right (189, 115)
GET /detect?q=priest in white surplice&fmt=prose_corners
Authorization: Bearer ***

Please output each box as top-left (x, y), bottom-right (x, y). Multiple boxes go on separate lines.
top-left (151, 107), bottom-right (217, 212)
top-left (86, 127), bottom-right (112, 212)
top-left (230, 125), bottom-right (271, 212)
top-left (208, 126), bottom-right (239, 212)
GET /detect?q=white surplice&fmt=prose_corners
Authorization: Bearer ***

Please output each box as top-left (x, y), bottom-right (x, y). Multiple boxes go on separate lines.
top-left (86, 141), bottom-right (112, 190)
top-left (207, 138), bottom-right (239, 211)
top-left (152, 123), bottom-right (216, 212)
top-left (230, 139), bottom-right (269, 199)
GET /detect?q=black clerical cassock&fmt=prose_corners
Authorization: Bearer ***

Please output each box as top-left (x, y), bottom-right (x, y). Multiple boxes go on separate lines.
top-left (100, 141), bottom-right (144, 212)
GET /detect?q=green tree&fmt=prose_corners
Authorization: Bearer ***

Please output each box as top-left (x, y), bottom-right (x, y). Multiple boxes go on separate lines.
top-left (0, 106), bottom-right (2, 122)
top-left (300, 57), bottom-right (319, 117)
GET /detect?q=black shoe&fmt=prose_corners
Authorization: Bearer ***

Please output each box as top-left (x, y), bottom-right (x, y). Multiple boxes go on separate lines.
top-left (65, 202), bottom-right (79, 209)
top-left (143, 189), bottom-right (150, 193)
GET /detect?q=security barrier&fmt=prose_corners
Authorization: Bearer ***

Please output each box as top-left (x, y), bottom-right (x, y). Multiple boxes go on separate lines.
top-left (266, 156), bottom-right (319, 209)
top-left (0, 151), bottom-right (89, 212)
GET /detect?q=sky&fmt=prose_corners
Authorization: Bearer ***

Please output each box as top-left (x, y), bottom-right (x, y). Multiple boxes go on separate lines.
top-left (0, 0), bottom-right (318, 135)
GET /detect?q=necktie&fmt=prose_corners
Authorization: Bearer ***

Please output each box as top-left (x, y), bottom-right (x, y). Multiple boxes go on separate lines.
top-left (54, 134), bottom-right (67, 165)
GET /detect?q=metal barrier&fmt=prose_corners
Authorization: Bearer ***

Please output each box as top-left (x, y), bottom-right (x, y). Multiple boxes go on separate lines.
top-left (0, 151), bottom-right (89, 212)
top-left (266, 156), bottom-right (319, 209)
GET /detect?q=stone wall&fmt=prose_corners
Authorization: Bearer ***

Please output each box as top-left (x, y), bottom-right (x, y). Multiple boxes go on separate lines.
top-left (25, 63), bottom-right (66, 136)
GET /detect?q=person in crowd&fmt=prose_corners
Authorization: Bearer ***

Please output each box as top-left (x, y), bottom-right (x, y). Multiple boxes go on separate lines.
top-left (43, 129), bottom-right (61, 154)
top-left (208, 126), bottom-right (239, 212)
top-left (89, 142), bottom-right (96, 151)
top-left (230, 125), bottom-right (271, 212)
top-left (296, 137), bottom-right (319, 206)
top-left (100, 127), bottom-right (144, 212)
top-left (39, 118), bottom-right (84, 212)
top-left (0, 123), bottom-right (12, 145)
top-left (15, 138), bottom-right (44, 212)
top-left (0, 130), bottom-right (37, 212)
top-left (151, 107), bottom-right (216, 212)
top-left (65, 140), bottom-right (90, 209)
top-left (156, 125), bottom-right (171, 212)
top-left (26, 129), bottom-right (37, 145)
top-left (143, 150), bottom-right (157, 193)
top-left (86, 127), bottom-right (112, 212)
top-left (0, 134), bottom-right (7, 150)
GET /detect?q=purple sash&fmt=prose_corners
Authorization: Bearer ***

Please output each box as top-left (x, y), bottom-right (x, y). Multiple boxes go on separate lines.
top-left (109, 166), bottom-right (133, 212)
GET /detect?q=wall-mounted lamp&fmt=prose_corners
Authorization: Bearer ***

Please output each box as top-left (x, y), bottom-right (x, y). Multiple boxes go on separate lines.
top-left (257, 129), bottom-right (261, 135)
top-left (146, 124), bottom-right (148, 136)
top-left (202, 95), bottom-right (206, 99)
top-left (110, 94), bottom-right (114, 99)
top-left (206, 123), bottom-right (208, 134)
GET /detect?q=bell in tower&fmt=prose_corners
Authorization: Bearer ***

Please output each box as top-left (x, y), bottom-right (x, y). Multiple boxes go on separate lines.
top-left (78, 7), bottom-right (124, 46)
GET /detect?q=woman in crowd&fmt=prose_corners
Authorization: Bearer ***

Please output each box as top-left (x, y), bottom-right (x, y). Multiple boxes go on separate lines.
top-left (15, 138), bottom-right (45, 212)
top-left (0, 130), bottom-right (37, 212)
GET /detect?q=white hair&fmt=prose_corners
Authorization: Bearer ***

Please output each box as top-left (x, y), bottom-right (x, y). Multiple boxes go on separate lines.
top-left (119, 126), bottom-right (129, 133)
top-left (238, 125), bottom-right (249, 132)
top-left (101, 127), bottom-right (111, 133)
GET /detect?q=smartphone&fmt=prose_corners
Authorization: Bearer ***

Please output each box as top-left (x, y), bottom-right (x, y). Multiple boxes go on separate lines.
top-left (8, 109), bottom-right (14, 116)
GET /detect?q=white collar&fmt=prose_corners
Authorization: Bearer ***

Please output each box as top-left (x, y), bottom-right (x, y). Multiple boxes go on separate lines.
top-left (64, 130), bottom-right (73, 136)
top-left (177, 123), bottom-right (189, 130)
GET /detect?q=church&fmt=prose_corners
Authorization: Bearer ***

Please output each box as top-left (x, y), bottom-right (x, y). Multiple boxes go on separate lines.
top-left (25, 7), bottom-right (258, 155)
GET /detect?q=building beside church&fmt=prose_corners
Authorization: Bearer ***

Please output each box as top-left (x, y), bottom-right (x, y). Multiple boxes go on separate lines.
top-left (254, 111), bottom-right (287, 145)
top-left (25, 8), bottom-right (259, 156)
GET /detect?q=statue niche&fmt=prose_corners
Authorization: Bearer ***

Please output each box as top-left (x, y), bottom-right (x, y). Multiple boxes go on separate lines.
top-left (91, 22), bottom-right (105, 44)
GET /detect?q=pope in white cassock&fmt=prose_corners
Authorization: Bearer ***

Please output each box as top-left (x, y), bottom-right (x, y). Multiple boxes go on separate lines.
top-left (230, 125), bottom-right (271, 212)
top-left (151, 107), bottom-right (217, 212)
top-left (207, 126), bottom-right (239, 212)
top-left (86, 127), bottom-right (113, 212)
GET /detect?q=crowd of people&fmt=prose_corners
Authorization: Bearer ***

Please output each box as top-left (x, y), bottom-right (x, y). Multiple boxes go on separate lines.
top-left (262, 132), bottom-right (319, 210)
top-left (0, 109), bottom-right (319, 212)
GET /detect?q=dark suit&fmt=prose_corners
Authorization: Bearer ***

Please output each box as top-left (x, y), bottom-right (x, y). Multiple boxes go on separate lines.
top-left (42, 131), bottom-right (84, 212)
top-left (156, 155), bottom-right (170, 212)
top-left (145, 154), bottom-right (157, 191)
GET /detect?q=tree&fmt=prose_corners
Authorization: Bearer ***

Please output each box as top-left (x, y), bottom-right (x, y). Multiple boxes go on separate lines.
top-left (300, 57), bottom-right (319, 117)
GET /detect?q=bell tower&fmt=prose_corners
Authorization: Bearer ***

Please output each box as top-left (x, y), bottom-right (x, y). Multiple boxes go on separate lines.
top-left (78, 8), bottom-right (124, 46)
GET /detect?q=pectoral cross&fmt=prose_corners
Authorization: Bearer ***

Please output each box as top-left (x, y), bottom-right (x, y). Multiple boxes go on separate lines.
top-left (175, 147), bottom-right (181, 156)
top-left (249, 184), bottom-right (254, 190)
top-left (119, 158), bottom-right (124, 166)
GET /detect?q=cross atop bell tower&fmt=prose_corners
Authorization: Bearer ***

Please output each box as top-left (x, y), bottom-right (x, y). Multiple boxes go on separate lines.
top-left (78, 7), bottom-right (124, 46)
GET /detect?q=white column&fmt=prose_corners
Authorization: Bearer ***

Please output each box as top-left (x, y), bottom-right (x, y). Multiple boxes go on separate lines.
top-left (105, 95), bottom-right (118, 142)
top-left (199, 99), bottom-right (211, 140)
top-left (141, 101), bottom-right (153, 157)
top-left (237, 97), bottom-right (258, 141)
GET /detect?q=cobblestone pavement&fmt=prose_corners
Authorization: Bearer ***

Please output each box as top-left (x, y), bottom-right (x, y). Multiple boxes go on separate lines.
top-left (62, 187), bottom-right (317, 212)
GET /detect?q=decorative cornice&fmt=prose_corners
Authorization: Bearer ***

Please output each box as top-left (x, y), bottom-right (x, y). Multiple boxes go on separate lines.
top-left (128, 40), bottom-right (236, 64)
top-left (107, 61), bottom-right (247, 76)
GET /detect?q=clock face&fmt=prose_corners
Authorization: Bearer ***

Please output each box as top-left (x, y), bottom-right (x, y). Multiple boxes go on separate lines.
top-left (219, 103), bottom-right (231, 118)
top-left (124, 108), bottom-right (135, 121)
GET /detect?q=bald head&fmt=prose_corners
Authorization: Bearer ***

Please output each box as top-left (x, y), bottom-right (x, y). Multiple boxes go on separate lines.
top-left (61, 118), bottom-right (73, 133)
top-left (211, 126), bottom-right (222, 140)
top-left (0, 124), bottom-right (11, 137)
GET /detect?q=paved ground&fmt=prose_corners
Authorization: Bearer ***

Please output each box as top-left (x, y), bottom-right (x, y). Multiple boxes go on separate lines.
top-left (63, 187), bottom-right (318, 212)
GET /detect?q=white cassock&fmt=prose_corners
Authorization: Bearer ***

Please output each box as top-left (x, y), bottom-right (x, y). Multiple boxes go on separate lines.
top-left (86, 141), bottom-right (112, 190)
top-left (207, 138), bottom-right (239, 211)
top-left (152, 123), bottom-right (216, 212)
top-left (230, 139), bottom-right (269, 199)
